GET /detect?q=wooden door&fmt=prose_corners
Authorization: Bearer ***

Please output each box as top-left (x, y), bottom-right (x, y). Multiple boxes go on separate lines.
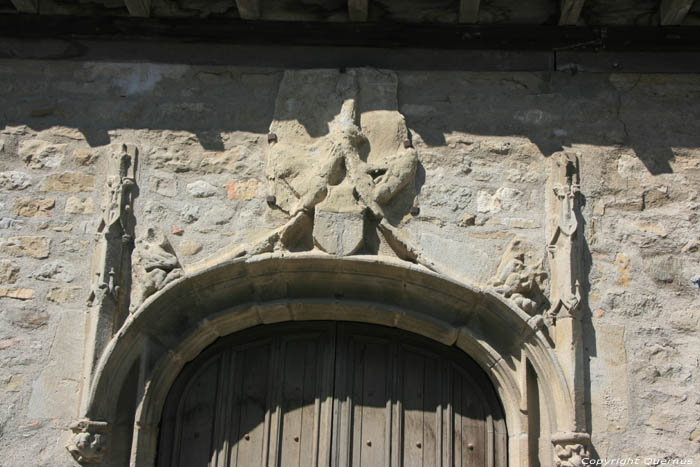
top-left (158, 322), bottom-right (507, 467)
top-left (331, 323), bottom-right (507, 467)
top-left (158, 323), bottom-right (336, 467)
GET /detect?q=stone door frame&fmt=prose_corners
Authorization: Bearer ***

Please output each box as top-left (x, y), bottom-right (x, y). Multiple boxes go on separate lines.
top-left (77, 254), bottom-right (586, 466)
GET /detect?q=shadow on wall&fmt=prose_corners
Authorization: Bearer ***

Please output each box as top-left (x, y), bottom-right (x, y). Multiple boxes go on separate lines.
top-left (2, 62), bottom-right (699, 175)
top-left (396, 70), bottom-right (696, 175)
top-left (1, 63), bottom-right (284, 150)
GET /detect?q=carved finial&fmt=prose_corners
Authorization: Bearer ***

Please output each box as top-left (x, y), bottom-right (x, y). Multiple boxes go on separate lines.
top-left (545, 151), bottom-right (583, 328)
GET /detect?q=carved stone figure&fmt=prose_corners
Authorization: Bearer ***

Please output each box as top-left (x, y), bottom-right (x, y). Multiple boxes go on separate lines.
top-left (88, 144), bottom-right (137, 308)
top-left (489, 238), bottom-right (547, 314)
top-left (129, 227), bottom-right (182, 313)
top-left (552, 433), bottom-right (592, 467)
top-left (263, 68), bottom-right (419, 258)
top-left (83, 144), bottom-right (139, 394)
top-left (66, 419), bottom-right (109, 464)
top-left (546, 153), bottom-right (588, 444)
top-left (545, 151), bottom-right (583, 327)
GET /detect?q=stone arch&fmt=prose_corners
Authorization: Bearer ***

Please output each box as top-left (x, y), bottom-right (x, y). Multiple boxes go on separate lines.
top-left (83, 254), bottom-right (576, 467)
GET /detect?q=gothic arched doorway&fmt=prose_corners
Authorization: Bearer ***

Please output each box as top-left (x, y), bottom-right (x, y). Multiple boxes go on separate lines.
top-left (157, 321), bottom-right (507, 467)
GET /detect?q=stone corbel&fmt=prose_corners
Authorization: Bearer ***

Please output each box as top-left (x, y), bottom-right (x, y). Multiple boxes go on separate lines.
top-left (552, 432), bottom-right (592, 467)
top-left (66, 419), bottom-right (110, 464)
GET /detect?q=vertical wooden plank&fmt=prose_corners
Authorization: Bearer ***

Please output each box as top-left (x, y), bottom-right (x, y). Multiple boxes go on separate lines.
top-left (227, 349), bottom-right (244, 467)
top-left (266, 337), bottom-right (283, 467)
top-left (359, 341), bottom-right (392, 467)
top-left (317, 326), bottom-right (336, 467)
top-left (332, 326), bottom-right (352, 467)
top-left (350, 339), bottom-right (365, 467)
top-left (391, 340), bottom-right (401, 467)
top-left (262, 339), bottom-right (278, 467)
top-left (174, 358), bottom-right (220, 467)
top-left (232, 342), bottom-right (272, 467)
top-left (442, 363), bottom-right (453, 467)
top-left (459, 374), bottom-right (486, 467)
top-left (453, 371), bottom-right (462, 467)
top-left (298, 337), bottom-right (325, 467)
top-left (402, 350), bottom-right (425, 467)
top-left (423, 354), bottom-right (440, 467)
top-left (212, 350), bottom-right (233, 467)
top-left (386, 339), bottom-right (397, 467)
top-left (278, 339), bottom-right (308, 466)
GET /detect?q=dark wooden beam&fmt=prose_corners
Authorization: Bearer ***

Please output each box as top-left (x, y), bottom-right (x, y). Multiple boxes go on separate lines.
top-left (348, 0), bottom-right (368, 22)
top-left (236, 0), bottom-right (261, 20)
top-left (124, 0), bottom-right (150, 17)
top-left (458, 0), bottom-right (480, 23)
top-left (1, 15), bottom-right (700, 53)
top-left (660, 0), bottom-right (695, 25)
top-left (557, 51), bottom-right (700, 72)
top-left (10, 0), bottom-right (38, 13)
top-left (559, 0), bottom-right (585, 25)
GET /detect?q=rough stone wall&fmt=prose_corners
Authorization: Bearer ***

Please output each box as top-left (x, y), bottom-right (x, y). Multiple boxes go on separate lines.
top-left (0, 59), bottom-right (698, 465)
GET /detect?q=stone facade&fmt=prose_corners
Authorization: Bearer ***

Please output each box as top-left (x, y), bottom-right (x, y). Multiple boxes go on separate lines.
top-left (0, 59), bottom-right (698, 465)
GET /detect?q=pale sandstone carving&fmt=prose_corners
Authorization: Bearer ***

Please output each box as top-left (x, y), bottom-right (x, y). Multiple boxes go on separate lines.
top-left (545, 151), bottom-right (582, 327)
top-left (88, 144), bottom-right (137, 308)
top-left (552, 432), bottom-right (592, 467)
top-left (258, 69), bottom-right (421, 259)
top-left (66, 419), bottom-right (109, 464)
top-left (83, 145), bottom-right (138, 398)
top-left (129, 227), bottom-right (182, 313)
top-left (489, 238), bottom-right (547, 315)
top-left (546, 152), bottom-right (589, 451)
